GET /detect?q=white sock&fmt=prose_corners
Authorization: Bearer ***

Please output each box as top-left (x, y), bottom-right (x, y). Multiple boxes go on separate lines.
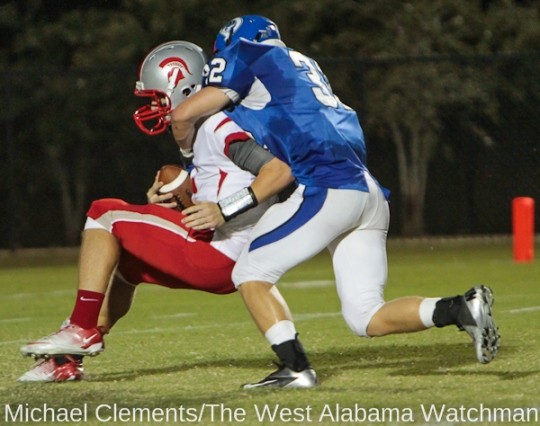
top-left (418, 297), bottom-right (441, 328)
top-left (264, 320), bottom-right (297, 346)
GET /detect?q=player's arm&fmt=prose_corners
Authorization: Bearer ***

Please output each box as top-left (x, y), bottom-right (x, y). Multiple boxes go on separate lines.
top-left (227, 139), bottom-right (295, 204)
top-left (170, 86), bottom-right (231, 152)
top-left (182, 140), bottom-right (294, 230)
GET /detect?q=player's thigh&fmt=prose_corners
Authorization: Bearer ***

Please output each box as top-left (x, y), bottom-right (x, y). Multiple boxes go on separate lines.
top-left (327, 173), bottom-right (390, 309)
top-left (96, 203), bottom-right (235, 293)
top-left (329, 228), bottom-right (388, 336)
top-left (233, 186), bottom-right (366, 285)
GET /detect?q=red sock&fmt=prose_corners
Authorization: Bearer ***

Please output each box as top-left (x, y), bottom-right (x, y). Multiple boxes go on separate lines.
top-left (69, 290), bottom-right (105, 329)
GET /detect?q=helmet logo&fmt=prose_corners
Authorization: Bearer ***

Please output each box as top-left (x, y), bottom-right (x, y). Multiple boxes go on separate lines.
top-left (159, 57), bottom-right (192, 89)
top-left (255, 25), bottom-right (277, 42)
top-left (219, 17), bottom-right (243, 46)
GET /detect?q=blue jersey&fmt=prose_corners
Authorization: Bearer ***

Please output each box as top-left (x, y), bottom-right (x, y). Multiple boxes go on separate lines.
top-left (204, 39), bottom-right (369, 191)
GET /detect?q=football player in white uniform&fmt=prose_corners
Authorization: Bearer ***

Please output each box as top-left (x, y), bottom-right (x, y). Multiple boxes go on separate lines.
top-left (18, 41), bottom-right (294, 382)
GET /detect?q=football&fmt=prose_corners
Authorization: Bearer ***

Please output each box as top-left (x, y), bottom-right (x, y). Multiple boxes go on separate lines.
top-left (157, 164), bottom-right (194, 210)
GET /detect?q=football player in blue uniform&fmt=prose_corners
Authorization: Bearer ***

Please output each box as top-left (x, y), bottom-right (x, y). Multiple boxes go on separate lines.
top-left (171, 16), bottom-right (500, 389)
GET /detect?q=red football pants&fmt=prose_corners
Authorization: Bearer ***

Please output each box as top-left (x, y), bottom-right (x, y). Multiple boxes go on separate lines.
top-left (87, 198), bottom-right (236, 294)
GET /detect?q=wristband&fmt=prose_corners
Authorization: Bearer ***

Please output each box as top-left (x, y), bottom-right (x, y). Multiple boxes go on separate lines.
top-left (178, 147), bottom-right (194, 171)
top-left (218, 187), bottom-right (258, 221)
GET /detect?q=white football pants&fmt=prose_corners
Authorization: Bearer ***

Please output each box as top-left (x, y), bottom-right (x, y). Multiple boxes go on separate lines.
top-left (232, 172), bottom-right (390, 336)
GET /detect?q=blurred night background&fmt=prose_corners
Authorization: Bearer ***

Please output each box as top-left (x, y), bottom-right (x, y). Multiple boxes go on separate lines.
top-left (0, 0), bottom-right (539, 248)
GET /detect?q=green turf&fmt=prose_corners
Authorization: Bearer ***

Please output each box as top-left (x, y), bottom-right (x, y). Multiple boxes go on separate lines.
top-left (1, 240), bottom-right (539, 425)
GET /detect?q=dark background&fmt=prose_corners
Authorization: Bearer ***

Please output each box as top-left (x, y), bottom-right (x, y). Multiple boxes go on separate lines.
top-left (0, 0), bottom-right (538, 248)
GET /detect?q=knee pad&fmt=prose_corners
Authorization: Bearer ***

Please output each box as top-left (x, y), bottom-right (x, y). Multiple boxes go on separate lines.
top-left (231, 252), bottom-right (281, 288)
top-left (341, 300), bottom-right (384, 337)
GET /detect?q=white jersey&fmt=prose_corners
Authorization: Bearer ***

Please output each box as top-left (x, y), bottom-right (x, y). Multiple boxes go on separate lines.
top-left (191, 111), bottom-right (275, 260)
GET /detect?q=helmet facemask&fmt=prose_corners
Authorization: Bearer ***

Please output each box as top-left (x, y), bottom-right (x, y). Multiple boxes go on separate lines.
top-left (133, 84), bottom-right (173, 135)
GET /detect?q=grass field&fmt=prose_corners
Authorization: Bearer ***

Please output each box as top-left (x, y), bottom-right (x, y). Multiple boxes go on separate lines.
top-left (0, 239), bottom-right (539, 425)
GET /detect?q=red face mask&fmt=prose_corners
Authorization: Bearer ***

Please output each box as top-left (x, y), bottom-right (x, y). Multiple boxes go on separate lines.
top-left (133, 89), bottom-right (172, 136)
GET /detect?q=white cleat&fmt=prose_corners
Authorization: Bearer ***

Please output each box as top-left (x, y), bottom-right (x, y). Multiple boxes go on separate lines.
top-left (20, 324), bottom-right (104, 358)
top-left (18, 356), bottom-right (84, 382)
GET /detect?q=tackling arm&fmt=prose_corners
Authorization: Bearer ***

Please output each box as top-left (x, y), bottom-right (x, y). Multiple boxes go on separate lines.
top-left (171, 87), bottom-right (231, 151)
top-left (228, 139), bottom-right (294, 204)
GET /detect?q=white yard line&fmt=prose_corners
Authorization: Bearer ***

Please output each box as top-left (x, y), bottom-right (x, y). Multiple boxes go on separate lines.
top-left (507, 306), bottom-right (540, 314)
top-left (151, 313), bottom-right (196, 320)
top-left (0, 339), bottom-right (27, 345)
top-left (294, 312), bottom-right (341, 320)
top-left (4, 305), bottom-right (536, 347)
top-left (0, 317), bottom-right (31, 324)
top-left (2, 280), bottom-right (333, 300)
top-left (109, 312), bottom-right (340, 336)
top-left (281, 280), bottom-right (334, 288)
top-left (2, 290), bottom-right (72, 300)
top-left (114, 323), bottom-right (245, 336)
top-left (1, 311), bottom-right (340, 346)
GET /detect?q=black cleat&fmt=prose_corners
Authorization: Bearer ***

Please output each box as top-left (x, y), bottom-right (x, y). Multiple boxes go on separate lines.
top-left (243, 363), bottom-right (318, 389)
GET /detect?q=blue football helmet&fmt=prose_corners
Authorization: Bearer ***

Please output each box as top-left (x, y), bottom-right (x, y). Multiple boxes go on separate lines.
top-left (214, 15), bottom-right (281, 53)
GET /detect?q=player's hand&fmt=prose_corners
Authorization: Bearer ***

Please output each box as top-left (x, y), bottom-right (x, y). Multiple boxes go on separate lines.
top-left (146, 171), bottom-right (178, 209)
top-left (181, 202), bottom-right (225, 230)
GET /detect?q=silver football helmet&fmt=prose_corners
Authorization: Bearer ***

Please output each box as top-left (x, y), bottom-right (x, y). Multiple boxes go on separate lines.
top-left (133, 41), bottom-right (207, 135)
